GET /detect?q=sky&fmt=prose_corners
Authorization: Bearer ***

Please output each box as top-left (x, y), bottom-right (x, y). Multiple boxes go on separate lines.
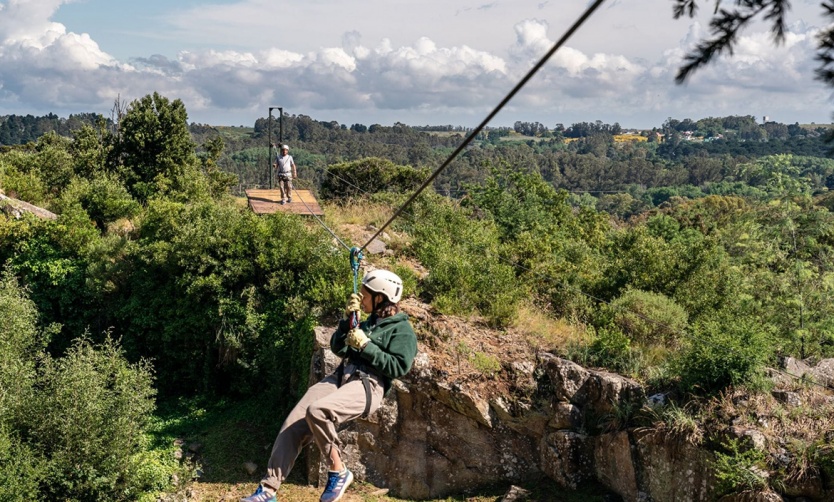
top-left (0, 0), bottom-right (833, 129)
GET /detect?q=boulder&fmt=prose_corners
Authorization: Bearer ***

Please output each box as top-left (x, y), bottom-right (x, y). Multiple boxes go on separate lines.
top-left (430, 382), bottom-right (492, 428)
top-left (593, 432), bottom-right (638, 501)
top-left (539, 353), bottom-right (590, 402)
top-left (547, 402), bottom-right (582, 431)
top-left (490, 396), bottom-right (549, 437)
top-left (632, 429), bottom-right (716, 502)
top-left (540, 353), bottom-right (645, 424)
top-left (810, 359), bottom-right (834, 388)
top-left (771, 390), bottom-right (802, 407)
top-left (783, 357), bottom-right (812, 378)
top-left (539, 431), bottom-right (593, 489)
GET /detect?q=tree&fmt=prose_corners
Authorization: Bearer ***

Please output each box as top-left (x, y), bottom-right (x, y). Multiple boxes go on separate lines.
top-left (115, 92), bottom-right (197, 201)
top-left (70, 118), bottom-right (111, 180)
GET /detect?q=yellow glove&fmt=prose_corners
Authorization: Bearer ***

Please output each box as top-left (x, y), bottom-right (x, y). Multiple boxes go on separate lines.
top-left (347, 327), bottom-right (370, 350)
top-left (345, 293), bottom-right (362, 317)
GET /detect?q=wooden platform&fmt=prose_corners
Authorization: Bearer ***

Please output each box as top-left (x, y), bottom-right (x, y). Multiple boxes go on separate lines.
top-left (245, 189), bottom-right (324, 216)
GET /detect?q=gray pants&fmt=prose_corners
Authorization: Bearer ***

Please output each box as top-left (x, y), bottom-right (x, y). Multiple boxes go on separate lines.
top-left (278, 175), bottom-right (292, 201)
top-left (261, 368), bottom-right (384, 492)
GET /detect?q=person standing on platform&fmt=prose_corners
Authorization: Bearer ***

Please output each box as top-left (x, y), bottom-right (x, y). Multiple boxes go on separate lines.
top-left (274, 144), bottom-right (297, 204)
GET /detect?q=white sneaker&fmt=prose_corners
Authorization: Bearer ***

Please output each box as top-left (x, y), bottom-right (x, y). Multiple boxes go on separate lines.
top-left (240, 485), bottom-right (276, 502)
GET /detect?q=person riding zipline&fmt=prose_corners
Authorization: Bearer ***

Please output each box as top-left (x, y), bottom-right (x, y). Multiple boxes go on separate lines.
top-left (273, 144), bottom-right (297, 204)
top-left (242, 269), bottom-right (418, 502)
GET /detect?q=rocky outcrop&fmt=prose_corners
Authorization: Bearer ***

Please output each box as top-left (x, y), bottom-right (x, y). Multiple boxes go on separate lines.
top-left (303, 325), bottom-right (833, 501)
top-left (0, 193), bottom-right (56, 220)
top-left (810, 358), bottom-right (834, 388)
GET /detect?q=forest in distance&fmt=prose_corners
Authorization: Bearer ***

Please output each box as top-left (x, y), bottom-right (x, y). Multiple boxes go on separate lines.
top-left (1, 96), bottom-right (834, 500)
top-left (4, 110), bottom-right (833, 220)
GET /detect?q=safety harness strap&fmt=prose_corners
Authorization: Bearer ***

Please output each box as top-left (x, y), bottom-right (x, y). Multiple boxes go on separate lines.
top-left (358, 370), bottom-right (373, 419)
top-left (334, 359), bottom-right (374, 419)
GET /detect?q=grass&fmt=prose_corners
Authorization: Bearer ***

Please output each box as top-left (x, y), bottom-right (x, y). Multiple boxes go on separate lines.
top-left (322, 200), bottom-right (398, 229)
top-left (512, 301), bottom-right (582, 351)
top-left (191, 478), bottom-right (611, 501)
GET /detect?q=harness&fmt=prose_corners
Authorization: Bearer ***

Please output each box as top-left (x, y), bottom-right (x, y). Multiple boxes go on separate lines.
top-left (335, 358), bottom-right (375, 419)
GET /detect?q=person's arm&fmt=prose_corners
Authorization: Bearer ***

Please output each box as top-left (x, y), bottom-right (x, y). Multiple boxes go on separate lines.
top-left (357, 323), bottom-right (417, 379)
top-left (330, 318), bottom-right (351, 357)
top-left (291, 158), bottom-right (297, 179)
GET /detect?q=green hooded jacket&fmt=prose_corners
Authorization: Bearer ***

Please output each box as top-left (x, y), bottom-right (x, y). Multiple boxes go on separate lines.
top-left (331, 312), bottom-right (417, 393)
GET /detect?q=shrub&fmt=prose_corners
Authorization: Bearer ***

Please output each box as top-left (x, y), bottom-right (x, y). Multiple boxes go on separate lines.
top-left (0, 427), bottom-right (43, 501)
top-left (585, 325), bottom-right (644, 375)
top-left (609, 287), bottom-right (689, 347)
top-left (118, 199), bottom-right (347, 397)
top-left (54, 174), bottom-right (140, 230)
top-left (407, 195), bottom-right (520, 327)
top-left (674, 311), bottom-right (774, 392)
top-left (26, 336), bottom-right (157, 501)
top-left (0, 269), bottom-right (47, 427)
top-left (0, 153), bottom-right (48, 205)
top-left (713, 439), bottom-right (769, 495)
top-left (320, 157), bottom-right (429, 200)
top-left (471, 352), bottom-right (502, 376)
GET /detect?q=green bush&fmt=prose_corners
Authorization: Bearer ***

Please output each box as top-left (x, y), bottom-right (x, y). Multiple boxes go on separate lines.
top-left (609, 287), bottom-right (689, 347)
top-left (0, 269), bottom-right (48, 427)
top-left (55, 174), bottom-right (140, 230)
top-left (0, 426), bottom-right (44, 501)
top-left (712, 439), bottom-right (769, 495)
top-left (319, 157), bottom-right (429, 201)
top-left (26, 336), bottom-right (158, 501)
top-left (407, 195), bottom-right (520, 327)
top-left (585, 325), bottom-right (644, 375)
top-left (116, 199), bottom-right (347, 397)
top-left (0, 155), bottom-right (47, 205)
top-left (0, 271), bottom-right (46, 500)
top-left (471, 352), bottom-right (502, 376)
top-left (674, 311), bottom-right (774, 392)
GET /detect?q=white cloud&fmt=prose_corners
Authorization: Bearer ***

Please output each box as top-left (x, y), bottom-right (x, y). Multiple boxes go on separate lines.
top-left (0, 0), bottom-right (831, 128)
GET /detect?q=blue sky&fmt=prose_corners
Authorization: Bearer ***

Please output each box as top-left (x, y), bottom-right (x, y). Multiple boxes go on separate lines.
top-left (1, 0), bottom-right (832, 129)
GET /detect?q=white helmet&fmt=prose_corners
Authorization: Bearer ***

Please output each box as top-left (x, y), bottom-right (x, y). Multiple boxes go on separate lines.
top-left (362, 270), bottom-right (403, 303)
top-left (281, 144), bottom-right (289, 151)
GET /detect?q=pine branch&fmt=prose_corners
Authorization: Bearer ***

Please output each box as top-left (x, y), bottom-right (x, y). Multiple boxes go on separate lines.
top-left (674, 0), bottom-right (792, 83)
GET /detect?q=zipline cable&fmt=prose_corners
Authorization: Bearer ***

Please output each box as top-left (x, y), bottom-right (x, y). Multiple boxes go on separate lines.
top-left (359, 0), bottom-right (608, 253)
top-left (290, 180), bottom-right (363, 312)
top-left (288, 181), bottom-right (352, 252)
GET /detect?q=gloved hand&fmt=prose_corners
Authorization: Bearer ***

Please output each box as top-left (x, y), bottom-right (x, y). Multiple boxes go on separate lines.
top-left (347, 327), bottom-right (370, 350)
top-left (346, 293), bottom-right (363, 316)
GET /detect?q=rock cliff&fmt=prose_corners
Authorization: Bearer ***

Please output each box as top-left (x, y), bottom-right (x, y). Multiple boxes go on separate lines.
top-left (304, 300), bottom-right (834, 502)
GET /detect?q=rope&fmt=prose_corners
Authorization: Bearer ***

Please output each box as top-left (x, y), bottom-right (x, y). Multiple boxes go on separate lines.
top-left (288, 180), bottom-right (362, 327)
top-left (289, 182), bottom-right (352, 252)
top-left (349, 246), bottom-right (363, 328)
top-left (359, 0), bottom-right (607, 253)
